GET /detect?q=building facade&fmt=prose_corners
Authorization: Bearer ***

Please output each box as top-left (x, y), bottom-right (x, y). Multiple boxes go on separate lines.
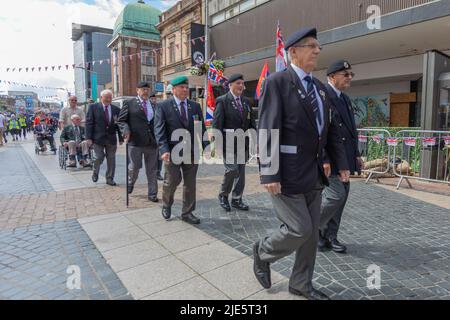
top-left (157, 0), bottom-right (204, 98)
top-left (108, 0), bottom-right (161, 98)
top-left (208, 0), bottom-right (450, 130)
top-left (72, 24), bottom-right (113, 103)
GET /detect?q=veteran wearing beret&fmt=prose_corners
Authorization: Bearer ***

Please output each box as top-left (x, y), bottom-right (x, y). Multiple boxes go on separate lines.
top-left (213, 73), bottom-right (257, 212)
top-left (319, 60), bottom-right (363, 254)
top-left (117, 81), bottom-right (159, 202)
top-left (253, 27), bottom-right (350, 300)
top-left (154, 76), bottom-right (208, 225)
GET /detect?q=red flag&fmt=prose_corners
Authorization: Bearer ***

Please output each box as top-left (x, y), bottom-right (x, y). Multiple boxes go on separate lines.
top-left (255, 62), bottom-right (270, 100)
top-left (205, 80), bottom-right (215, 125)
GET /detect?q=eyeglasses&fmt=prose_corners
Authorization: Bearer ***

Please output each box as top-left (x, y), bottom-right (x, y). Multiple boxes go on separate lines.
top-left (295, 44), bottom-right (323, 51)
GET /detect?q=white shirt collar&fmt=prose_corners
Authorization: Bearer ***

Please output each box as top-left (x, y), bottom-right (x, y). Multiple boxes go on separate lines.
top-left (230, 91), bottom-right (241, 101)
top-left (328, 82), bottom-right (342, 98)
top-left (291, 63), bottom-right (313, 82)
top-left (137, 96), bottom-right (150, 105)
top-left (173, 96), bottom-right (187, 107)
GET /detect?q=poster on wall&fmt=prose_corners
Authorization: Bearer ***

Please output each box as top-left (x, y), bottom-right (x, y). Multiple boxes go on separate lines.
top-left (191, 23), bottom-right (205, 66)
top-left (350, 94), bottom-right (390, 128)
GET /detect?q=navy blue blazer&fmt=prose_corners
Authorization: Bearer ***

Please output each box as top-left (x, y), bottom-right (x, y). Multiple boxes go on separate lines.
top-left (258, 65), bottom-right (349, 195)
top-left (85, 103), bottom-right (123, 146)
top-left (154, 97), bottom-right (208, 158)
top-left (325, 84), bottom-right (361, 175)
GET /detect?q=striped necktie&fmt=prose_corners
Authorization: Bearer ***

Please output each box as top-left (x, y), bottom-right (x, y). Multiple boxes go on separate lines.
top-left (304, 76), bottom-right (322, 128)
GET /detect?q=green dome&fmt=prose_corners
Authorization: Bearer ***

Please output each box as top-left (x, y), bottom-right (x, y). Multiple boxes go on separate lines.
top-left (113, 0), bottom-right (161, 41)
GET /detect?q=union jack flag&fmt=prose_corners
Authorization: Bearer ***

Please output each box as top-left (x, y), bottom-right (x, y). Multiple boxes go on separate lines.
top-left (208, 62), bottom-right (228, 85)
top-left (276, 22), bottom-right (288, 72)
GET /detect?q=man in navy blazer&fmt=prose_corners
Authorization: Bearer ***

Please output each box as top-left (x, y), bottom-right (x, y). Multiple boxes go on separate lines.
top-left (154, 76), bottom-right (208, 225)
top-left (86, 89), bottom-right (123, 186)
top-left (319, 60), bottom-right (363, 254)
top-left (253, 27), bottom-right (349, 300)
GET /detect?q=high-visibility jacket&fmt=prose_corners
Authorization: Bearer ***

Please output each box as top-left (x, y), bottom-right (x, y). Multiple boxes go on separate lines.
top-left (8, 120), bottom-right (21, 130)
top-left (19, 117), bottom-right (27, 128)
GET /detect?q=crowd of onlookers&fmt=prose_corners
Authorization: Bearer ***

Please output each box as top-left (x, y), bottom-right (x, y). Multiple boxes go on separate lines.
top-left (0, 110), bottom-right (59, 147)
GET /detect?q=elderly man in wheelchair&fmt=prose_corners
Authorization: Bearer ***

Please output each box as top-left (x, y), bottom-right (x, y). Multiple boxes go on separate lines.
top-left (60, 114), bottom-right (91, 168)
top-left (34, 117), bottom-right (57, 153)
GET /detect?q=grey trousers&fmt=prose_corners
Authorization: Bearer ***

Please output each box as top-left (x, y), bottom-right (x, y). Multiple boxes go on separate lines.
top-left (319, 175), bottom-right (350, 241)
top-left (162, 161), bottom-right (198, 216)
top-left (128, 145), bottom-right (158, 197)
top-left (220, 163), bottom-right (246, 200)
top-left (68, 141), bottom-right (89, 157)
top-left (93, 144), bottom-right (117, 181)
top-left (258, 180), bottom-right (324, 293)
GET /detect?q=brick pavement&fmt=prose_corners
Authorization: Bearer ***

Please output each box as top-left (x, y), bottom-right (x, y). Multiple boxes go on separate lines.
top-left (0, 144), bottom-right (53, 195)
top-left (1, 141), bottom-right (450, 300)
top-left (0, 219), bottom-right (131, 300)
top-left (190, 182), bottom-right (450, 300)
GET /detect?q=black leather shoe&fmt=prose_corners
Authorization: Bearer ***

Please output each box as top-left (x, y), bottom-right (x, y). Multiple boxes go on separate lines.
top-left (148, 196), bottom-right (159, 203)
top-left (219, 195), bottom-right (231, 212)
top-left (127, 184), bottom-right (134, 194)
top-left (330, 239), bottom-right (347, 254)
top-left (318, 237), bottom-right (331, 252)
top-left (289, 287), bottom-right (330, 300)
top-left (231, 199), bottom-right (249, 211)
top-left (253, 242), bottom-right (271, 289)
top-left (157, 174), bottom-right (164, 181)
top-left (106, 180), bottom-right (117, 186)
top-left (162, 207), bottom-right (171, 220)
top-left (181, 213), bottom-right (200, 225)
top-left (92, 173), bottom-right (98, 183)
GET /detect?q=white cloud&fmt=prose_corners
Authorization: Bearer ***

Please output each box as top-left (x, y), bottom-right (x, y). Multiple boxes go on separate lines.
top-left (0, 0), bottom-right (127, 100)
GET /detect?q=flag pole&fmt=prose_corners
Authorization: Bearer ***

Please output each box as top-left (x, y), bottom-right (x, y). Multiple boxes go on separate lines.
top-left (126, 142), bottom-right (129, 208)
top-left (204, 0), bottom-right (209, 114)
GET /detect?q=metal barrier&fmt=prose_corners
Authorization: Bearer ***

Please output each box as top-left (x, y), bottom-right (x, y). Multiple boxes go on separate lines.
top-left (392, 130), bottom-right (450, 189)
top-left (357, 128), bottom-right (393, 183)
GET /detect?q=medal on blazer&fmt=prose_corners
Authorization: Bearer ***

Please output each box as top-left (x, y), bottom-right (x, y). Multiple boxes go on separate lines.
top-left (319, 90), bottom-right (326, 101)
top-left (298, 89), bottom-right (306, 100)
top-left (243, 102), bottom-right (251, 120)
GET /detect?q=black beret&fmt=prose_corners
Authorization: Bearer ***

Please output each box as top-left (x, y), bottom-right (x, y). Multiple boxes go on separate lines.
top-left (137, 81), bottom-right (151, 88)
top-left (149, 92), bottom-right (156, 98)
top-left (285, 27), bottom-right (317, 50)
top-left (228, 73), bottom-right (244, 83)
top-left (327, 60), bottom-right (352, 76)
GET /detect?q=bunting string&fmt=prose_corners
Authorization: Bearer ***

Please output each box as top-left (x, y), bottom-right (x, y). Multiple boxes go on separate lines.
top-left (0, 35), bottom-right (207, 73)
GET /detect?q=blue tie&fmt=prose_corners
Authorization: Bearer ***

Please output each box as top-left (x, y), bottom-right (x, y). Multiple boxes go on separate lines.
top-left (304, 76), bottom-right (322, 128)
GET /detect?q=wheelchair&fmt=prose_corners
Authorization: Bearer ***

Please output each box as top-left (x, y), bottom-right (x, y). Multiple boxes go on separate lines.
top-left (58, 142), bottom-right (95, 170)
top-left (35, 134), bottom-right (56, 155)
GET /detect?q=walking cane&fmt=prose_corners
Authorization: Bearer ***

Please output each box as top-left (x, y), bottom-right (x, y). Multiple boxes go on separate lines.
top-left (126, 142), bottom-right (129, 208)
